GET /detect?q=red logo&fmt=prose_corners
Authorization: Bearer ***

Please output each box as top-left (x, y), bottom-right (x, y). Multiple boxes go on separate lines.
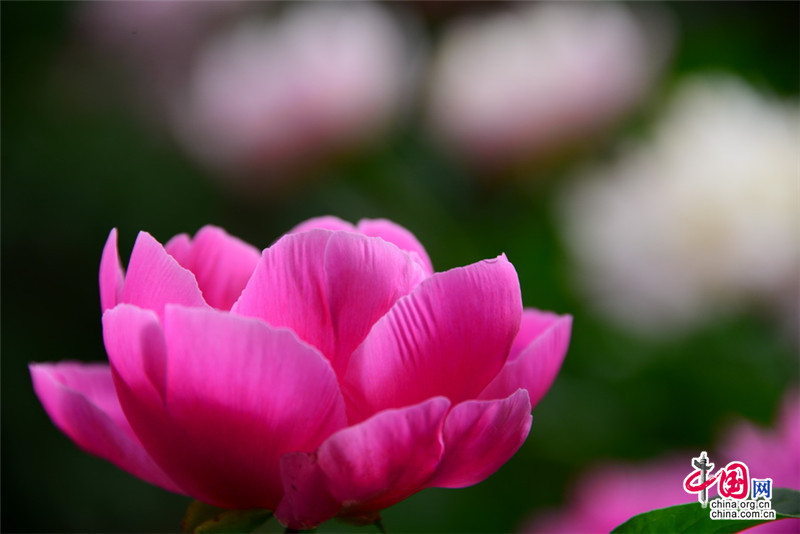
top-left (684, 452), bottom-right (750, 505)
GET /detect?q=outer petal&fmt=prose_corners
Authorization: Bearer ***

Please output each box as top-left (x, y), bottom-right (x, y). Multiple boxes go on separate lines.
top-left (99, 228), bottom-right (124, 312)
top-left (162, 306), bottom-right (347, 509)
top-left (29, 362), bottom-right (181, 493)
top-left (344, 255), bottom-right (522, 422)
top-left (318, 397), bottom-right (450, 520)
top-left (479, 311), bottom-right (572, 406)
top-left (120, 231), bottom-right (208, 319)
top-left (164, 226), bottom-right (260, 311)
top-left (104, 305), bottom-right (217, 503)
top-left (233, 230), bottom-right (424, 376)
top-left (276, 452), bottom-right (340, 530)
top-left (357, 218), bottom-right (434, 276)
top-left (427, 389), bottom-right (532, 488)
top-left (102, 304), bottom-right (168, 405)
top-left (508, 309), bottom-right (568, 361)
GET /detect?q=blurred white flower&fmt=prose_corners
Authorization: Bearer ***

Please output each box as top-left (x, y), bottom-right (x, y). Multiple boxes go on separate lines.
top-left (427, 3), bottom-right (670, 170)
top-left (559, 76), bottom-right (800, 334)
top-left (171, 2), bottom-right (417, 182)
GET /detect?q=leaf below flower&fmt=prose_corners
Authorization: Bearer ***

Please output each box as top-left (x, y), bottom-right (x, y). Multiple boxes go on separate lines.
top-left (611, 487), bottom-right (800, 533)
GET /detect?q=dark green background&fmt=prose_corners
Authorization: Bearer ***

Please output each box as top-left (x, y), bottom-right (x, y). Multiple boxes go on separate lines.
top-left (2, 2), bottom-right (798, 532)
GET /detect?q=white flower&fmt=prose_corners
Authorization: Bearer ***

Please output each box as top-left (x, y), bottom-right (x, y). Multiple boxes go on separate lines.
top-left (559, 75), bottom-right (800, 334)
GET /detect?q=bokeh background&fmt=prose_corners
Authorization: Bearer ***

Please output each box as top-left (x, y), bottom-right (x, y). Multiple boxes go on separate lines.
top-left (2, 2), bottom-right (798, 533)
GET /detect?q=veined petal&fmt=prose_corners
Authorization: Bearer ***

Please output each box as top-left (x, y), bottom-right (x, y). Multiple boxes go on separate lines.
top-left (290, 216), bottom-right (434, 276)
top-left (357, 218), bottom-right (434, 276)
top-left (233, 230), bottom-right (424, 376)
top-left (479, 311), bottom-right (571, 407)
top-left (427, 389), bottom-right (532, 488)
top-left (162, 306), bottom-right (347, 509)
top-left (99, 229), bottom-right (124, 312)
top-left (344, 255), bottom-right (522, 422)
top-left (164, 226), bottom-right (260, 311)
top-left (29, 362), bottom-right (181, 493)
top-left (317, 397), bottom-right (450, 519)
top-left (120, 231), bottom-right (208, 318)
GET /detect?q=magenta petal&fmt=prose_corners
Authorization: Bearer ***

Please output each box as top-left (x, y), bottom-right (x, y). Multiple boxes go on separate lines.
top-left (357, 218), bottom-right (434, 276)
top-left (103, 304), bottom-right (168, 404)
top-left (99, 229), bottom-right (125, 312)
top-left (289, 215), bottom-right (356, 234)
top-left (509, 309), bottom-right (569, 361)
top-left (233, 230), bottom-right (424, 376)
top-left (120, 231), bottom-right (208, 318)
top-left (479, 312), bottom-right (572, 407)
top-left (103, 305), bottom-right (220, 506)
top-left (427, 389), bottom-right (532, 489)
top-left (344, 255), bottom-right (522, 421)
top-left (164, 226), bottom-right (260, 310)
top-left (162, 306), bottom-right (347, 509)
top-left (29, 362), bottom-right (181, 493)
top-left (316, 397), bottom-right (450, 518)
top-left (163, 232), bottom-right (192, 263)
top-left (276, 452), bottom-right (340, 530)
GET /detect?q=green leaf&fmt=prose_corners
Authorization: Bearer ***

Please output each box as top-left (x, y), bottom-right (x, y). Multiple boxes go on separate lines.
top-left (182, 500), bottom-right (273, 534)
top-left (611, 487), bottom-right (800, 533)
top-left (772, 487), bottom-right (800, 518)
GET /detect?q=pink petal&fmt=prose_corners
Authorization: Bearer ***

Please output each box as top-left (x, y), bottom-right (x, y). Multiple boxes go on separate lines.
top-left (276, 452), bottom-right (340, 530)
top-left (479, 311), bottom-right (572, 407)
top-left (233, 230), bottom-right (424, 376)
top-left (164, 226), bottom-right (260, 310)
top-left (427, 389), bottom-right (532, 488)
top-left (343, 255), bottom-right (522, 422)
top-left (290, 216), bottom-right (434, 276)
top-left (317, 397), bottom-right (450, 520)
top-left (29, 362), bottom-right (181, 493)
top-left (509, 309), bottom-right (568, 361)
top-left (163, 232), bottom-right (192, 263)
top-left (99, 229), bottom-right (124, 312)
top-left (103, 305), bottom-right (217, 503)
top-left (102, 304), bottom-right (169, 406)
top-left (161, 305), bottom-right (347, 509)
top-left (120, 231), bottom-right (208, 319)
top-left (357, 218), bottom-right (434, 276)
top-left (289, 215), bottom-right (356, 234)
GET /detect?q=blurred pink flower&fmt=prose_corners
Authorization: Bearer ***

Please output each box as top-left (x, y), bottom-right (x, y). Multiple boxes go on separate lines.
top-left (172, 4), bottom-right (417, 182)
top-left (427, 3), bottom-right (671, 171)
top-left (523, 392), bottom-right (800, 533)
top-left (721, 392), bottom-right (800, 505)
top-left (75, 1), bottom-right (245, 116)
top-left (30, 217), bottom-right (571, 529)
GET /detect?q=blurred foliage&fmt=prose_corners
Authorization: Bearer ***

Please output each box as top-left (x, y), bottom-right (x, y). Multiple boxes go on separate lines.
top-left (2, 1), bottom-right (798, 533)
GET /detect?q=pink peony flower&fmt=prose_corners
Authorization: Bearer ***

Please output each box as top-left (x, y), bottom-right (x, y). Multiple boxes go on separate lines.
top-left (30, 217), bottom-right (571, 529)
top-left (523, 391), bottom-right (800, 533)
